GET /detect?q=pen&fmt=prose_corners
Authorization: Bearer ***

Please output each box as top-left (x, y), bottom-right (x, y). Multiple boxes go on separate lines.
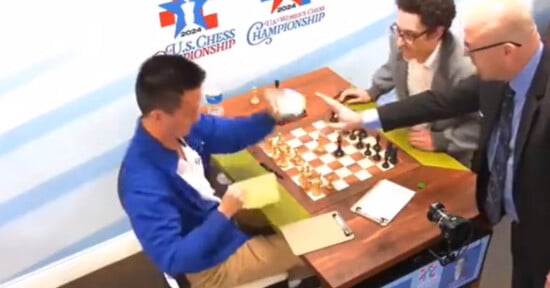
top-left (354, 206), bottom-right (388, 225)
top-left (332, 212), bottom-right (353, 237)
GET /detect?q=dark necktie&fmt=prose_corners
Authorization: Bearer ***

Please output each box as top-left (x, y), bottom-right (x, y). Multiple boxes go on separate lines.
top-left (485, 84), bottom-right (515, 225)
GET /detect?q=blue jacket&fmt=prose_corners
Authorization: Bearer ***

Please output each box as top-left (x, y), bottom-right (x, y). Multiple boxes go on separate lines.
top-left (118, 111), bottom-right (276, 277)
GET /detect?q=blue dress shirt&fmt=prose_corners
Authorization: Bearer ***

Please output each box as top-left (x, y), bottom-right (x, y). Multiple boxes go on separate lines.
top-left (487, 43), bottom-right (544, 222)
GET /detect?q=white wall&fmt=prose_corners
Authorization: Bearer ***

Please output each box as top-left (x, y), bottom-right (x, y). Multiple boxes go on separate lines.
top-left (0, 0), bottom-right (548, 285)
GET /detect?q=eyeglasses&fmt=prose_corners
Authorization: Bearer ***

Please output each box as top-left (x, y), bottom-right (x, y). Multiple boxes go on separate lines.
top-left (465, 41), bottom-right (522, 55)
top-left (390, 23), bottom-right (428, 43)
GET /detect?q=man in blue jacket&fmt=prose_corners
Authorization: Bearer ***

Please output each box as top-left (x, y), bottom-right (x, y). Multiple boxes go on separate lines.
top-left (118, 55), bottom-right (308, 288)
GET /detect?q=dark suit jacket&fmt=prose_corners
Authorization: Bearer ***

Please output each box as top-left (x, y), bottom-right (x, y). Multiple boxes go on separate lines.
top-left (375, 46), bottom-right (550, 274)
top-left (366, 33), bottom-right (481, 167)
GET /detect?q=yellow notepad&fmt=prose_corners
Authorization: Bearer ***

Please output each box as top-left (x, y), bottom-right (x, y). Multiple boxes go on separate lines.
top-left (235, 173), bottom-right (280, 209)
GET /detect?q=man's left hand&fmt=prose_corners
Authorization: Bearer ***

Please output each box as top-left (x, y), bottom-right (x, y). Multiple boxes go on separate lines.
top-left (261, 88), bottom-right (281, 119)
top-left (408, 129), bottom-right (436, 152)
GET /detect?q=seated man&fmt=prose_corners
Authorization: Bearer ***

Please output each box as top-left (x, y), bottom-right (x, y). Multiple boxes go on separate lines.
top-left (117, 55), bottom-right (309, 288)
top-left (338, 0), bottom-right (481, 167)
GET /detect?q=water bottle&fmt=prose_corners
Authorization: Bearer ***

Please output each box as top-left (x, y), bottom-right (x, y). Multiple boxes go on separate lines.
top-left (205, 89), bottom-right (224, 116)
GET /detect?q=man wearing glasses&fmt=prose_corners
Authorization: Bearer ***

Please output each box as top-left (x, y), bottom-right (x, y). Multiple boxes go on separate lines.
top-left (321, 0), bottom-right (550, 287)
top-left (338, 0), bottom-right (481, 168)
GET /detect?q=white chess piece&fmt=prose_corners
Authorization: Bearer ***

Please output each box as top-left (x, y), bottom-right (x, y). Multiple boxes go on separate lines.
top-left (181, 0), bottom-right (203, 31)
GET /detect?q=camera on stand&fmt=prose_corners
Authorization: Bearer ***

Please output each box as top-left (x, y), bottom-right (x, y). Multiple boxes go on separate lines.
top-left (427, 202), bottom-right (474, 266)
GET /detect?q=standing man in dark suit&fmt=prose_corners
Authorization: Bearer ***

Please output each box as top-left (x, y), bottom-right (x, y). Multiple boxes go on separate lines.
top-left (338, 0), bottom-right (480, 167)
top-left (317, 0), bottom-right (550, 287)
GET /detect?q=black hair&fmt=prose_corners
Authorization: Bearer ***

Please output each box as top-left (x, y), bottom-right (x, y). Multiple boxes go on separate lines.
top-left (135, 54), bottom-right (206, 115)
top-left (396, 0), bottom-right (456, 32)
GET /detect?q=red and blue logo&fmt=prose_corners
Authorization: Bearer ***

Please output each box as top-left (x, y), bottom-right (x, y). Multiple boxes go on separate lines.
top-left (156, 0), bottom-right (237, 60)
top-left (247, 0), bottom-right (325, 45)
top-left (159, 0), bottom-right (219, 38)
top-left (261, 0), bottom-right (312, 14)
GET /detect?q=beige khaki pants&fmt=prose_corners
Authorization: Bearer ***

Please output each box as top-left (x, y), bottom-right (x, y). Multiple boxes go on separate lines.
top-left (185, 210), bottom-right (310, 288)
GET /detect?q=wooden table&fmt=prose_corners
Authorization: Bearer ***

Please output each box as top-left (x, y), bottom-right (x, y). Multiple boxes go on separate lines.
top-left (214, 67), bottom-right (480, 287)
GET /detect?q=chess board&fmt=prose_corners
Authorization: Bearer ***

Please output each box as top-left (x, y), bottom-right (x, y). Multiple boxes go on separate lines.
top-left (252, 119), bottom-right (400, 201)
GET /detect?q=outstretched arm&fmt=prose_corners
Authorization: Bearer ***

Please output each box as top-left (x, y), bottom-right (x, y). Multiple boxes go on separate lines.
top-left (192, 111), bottom-right (276, 155)
top-left (375, 75), bottom-right (481, 131)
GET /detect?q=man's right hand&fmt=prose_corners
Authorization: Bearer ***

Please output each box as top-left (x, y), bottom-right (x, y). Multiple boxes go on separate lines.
top-left (316, 93), bottom-right (364, 130)
top-left (337, 88), bottom-right (372, 104)
top-left (218, 184), bottom-right (244, 218)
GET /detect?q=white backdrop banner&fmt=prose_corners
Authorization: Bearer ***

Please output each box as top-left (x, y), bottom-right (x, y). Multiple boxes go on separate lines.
top-left (0, 0), bottom-right (547, 284)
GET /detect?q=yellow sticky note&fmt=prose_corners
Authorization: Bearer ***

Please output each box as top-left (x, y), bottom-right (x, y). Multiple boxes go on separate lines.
top-left (236, 173), bottom-right (280, 209)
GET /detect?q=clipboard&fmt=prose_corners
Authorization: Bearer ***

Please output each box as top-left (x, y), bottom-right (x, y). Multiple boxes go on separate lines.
top-left (350, 179), bottom-right (415, 226)
top-left (279, 211), bottom-right (354, 255)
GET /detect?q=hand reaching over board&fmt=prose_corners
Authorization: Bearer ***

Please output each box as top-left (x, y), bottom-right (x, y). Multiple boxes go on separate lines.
top-left (315, 91), bottom-right (364, 130)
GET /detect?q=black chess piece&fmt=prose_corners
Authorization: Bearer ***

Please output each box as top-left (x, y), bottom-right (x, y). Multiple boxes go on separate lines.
top-left (274, 80), bottom-right (280, 88)
top-left (355, 132), bottom-right (365, 149)
top-left (372, 150), bottom-right (382, 161)
top-left (358, 129), bottom-right (368, 138)
top-left (349, 130), bottom-right (357, 140)
top-left (333, 134), bottom-right (345, 157)
top-left (372, 139), bottom-right (382, 161)
top-left (373, 134), bottom-right (381, 151)
top-left (364, 143), bottom-right (372, 156)
top-left (382, 152), bottom-right (390, 169)
top-left (386, 142), bottom-right (394, 153)
top-left (389, 147), bottom-right (398, 165)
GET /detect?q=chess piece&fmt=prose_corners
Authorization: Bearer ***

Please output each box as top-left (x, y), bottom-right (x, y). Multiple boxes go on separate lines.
top-left (349, 130), bottom-right (357, 140)
top-left (250, 86), bottom-right (260, 105)
top-left (274, 80), bottom-right (280, 88)
top-left (314, 139), bottom-right (326, 153)
top-left (373, 134), bottom-right (381, 151)
top-left (325, 180), bottom-right (335, 191)
top-left (333, 134), bottom-right (345, 157)
top-left (264, 136), bottom-right (275, 153)
top-left (382, 149), bottom-right (391, 169)
top-left (386, 142), bottom-right (394, 153)
top-left (274, 148), bottom-right (289, 168)
top-left (358, 129), bottom-right (368, 138)
top-left (364, 143), bottom-right (372, 156)
top-left (271, 133), bottom-right (283, 148)
top-left (280, 143), bottom-right (291, 155)
top-left (355, 132), bottom-right (365, 149)
top-left (389, 147), bottom-right (399, 165)
top-left (299, 165), bottom-right (313, 189)
top-left (291, 149), bottom-right (304, 166)
top-left (372, 151), bottom-right (382, 162)
top-left (372, 142), bottom-right (382, 161)
top-left (309, 175), bottom-right (324, 197)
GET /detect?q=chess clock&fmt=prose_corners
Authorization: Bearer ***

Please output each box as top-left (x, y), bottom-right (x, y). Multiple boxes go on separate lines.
top-left (275, 88), bottom-right (308, 125)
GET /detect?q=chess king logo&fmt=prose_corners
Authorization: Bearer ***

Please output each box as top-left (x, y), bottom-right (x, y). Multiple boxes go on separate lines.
top-left (246, 0), bottom-right (325, 46)
top-left (156, 0), bottom-right (236, 59)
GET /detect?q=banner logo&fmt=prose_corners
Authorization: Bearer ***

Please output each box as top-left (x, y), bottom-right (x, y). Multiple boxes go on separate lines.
top-left (156, 0), bottom-right (236, 59)
top-left (247, 0), bottom-right (325, 46)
